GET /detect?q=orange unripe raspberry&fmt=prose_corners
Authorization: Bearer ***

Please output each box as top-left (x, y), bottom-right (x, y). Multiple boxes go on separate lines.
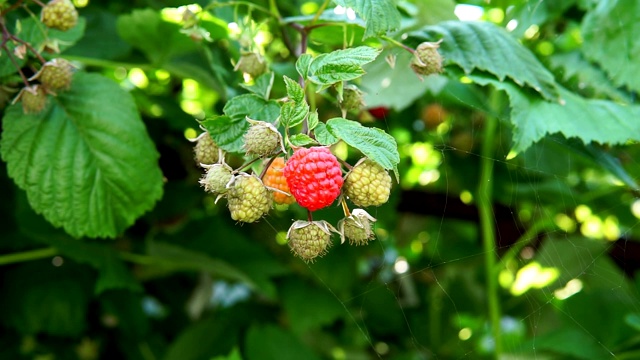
top-left (263, 157), bottom-right (295, 205)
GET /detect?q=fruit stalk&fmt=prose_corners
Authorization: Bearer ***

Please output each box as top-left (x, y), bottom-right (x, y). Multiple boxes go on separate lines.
top-left (477, 92), bottom-right (502, 359)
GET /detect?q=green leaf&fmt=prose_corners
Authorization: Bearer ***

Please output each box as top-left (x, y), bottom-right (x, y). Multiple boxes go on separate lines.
top-left (333, 0), bottom-right (401, 39)
top-left (582, 0), bottom-right (640, 93)
top-left (199, 115), bottom-right (247, 154)
top-left (245, 325), bottom-right (321, 360)
top-left (468, 73), bottom-right (640, 153)
top-left (100, 291), bottom-right (150, 339)
top-left (280, 278), bottom-right (344, 334)
top-left (307, 110), bottom-right (319, 131)
top-left (307, 46), bottom-right (381, 88)
top-left (146, 241), bottom-right (255, 287)
top-left (289, 133), bottom-right (317, 147)
top-left (548, 52), bottom-right (631, 102)
top-left (0, 261), bottom-right (92, 337)
top-left (283, 75), bottom-right (305, 103)
top-left (409, 21), bottom-right (560, 101)
top-left (326, 118), bottom-right (399, 179)
top-left (116, 9), bottom-right (197, 64)
top-left (361, 48), bottom-right (447, 110)
top-left (201, 95), bottom-right (280, 153)
top-left (64, 9), bottom-right (132, 60)
top-left (224, 94), bottom-right (280, 122)
top-left (19, 17), bottom-right (86, 53)
top-left (15, 196), bottom-right (139, 295)
top-left (212, 348), bottom-right (243, 360)
top-left (625, 313), bottom-right (640, 332)
top-left (279, 101), bottom-right (308, 128)
top-left (313, 122), bottom-right (339, 146)
top-left (0, 72), bottom-right (163, 238)
top-left (296, 54), bottom-right (313, 80)
top-left (239, 72), bottom-right (274, 100)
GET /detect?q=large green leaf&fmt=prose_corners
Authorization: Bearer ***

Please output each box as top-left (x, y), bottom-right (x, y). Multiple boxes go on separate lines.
top-left (0, 72), bottom-right (163, 238)
top-left (548, 52), bottom-right (631, 102)
top-left (468, 73), bottom-right (640, 153)
top-left (332, 0), bottom-right (401, 39)
top-left (307, 46), bottom-right (381, 89)
top-left (313, 122), bottom-right (338, 146)
top-left (326, 118), bottom-right (399, 179)
top-left (582, 0), bottom-right (640, 93)
top-left (409, 21), bottom-right (560, 101)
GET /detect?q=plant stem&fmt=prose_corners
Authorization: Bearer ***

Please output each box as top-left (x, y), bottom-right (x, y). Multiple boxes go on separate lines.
top-left (382, 35), bottom-right (415, 54)
top-left (495, 218), bottom-right (556, 276)
top-left (310, 0), bottom-right (331, 26)
top-left (477, 93), bottom-right (502, 358)
top-left (0, 247), bottom-right (58, 266)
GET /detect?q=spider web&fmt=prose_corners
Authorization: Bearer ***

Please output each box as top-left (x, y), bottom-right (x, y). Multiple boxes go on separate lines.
top-left (263, 88), bottom-right (640, 359)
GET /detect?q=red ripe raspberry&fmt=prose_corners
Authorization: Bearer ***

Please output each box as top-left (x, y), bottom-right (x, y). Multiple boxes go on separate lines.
top-left (263, 157), bottom-right (295, 205)
top-left (283, 147), bottom-right (343, 211)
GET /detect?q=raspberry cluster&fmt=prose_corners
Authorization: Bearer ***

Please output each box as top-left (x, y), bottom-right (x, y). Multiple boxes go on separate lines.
top-left (192, 123), bottom-right (393, 262)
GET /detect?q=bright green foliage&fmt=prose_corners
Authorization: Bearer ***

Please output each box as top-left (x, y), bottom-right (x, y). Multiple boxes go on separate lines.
top-left (1, 73), bottom-right (163, 238)
top-left (410, 21), bottom-right (560, 101)
top-left (332, 0), bottom-right (401, 39)
top-left (3, 1), bottom-right (640, 359)
top-left (307, 46), bottom-right (380, 89)
top-left (582, 0), bottom-right (640, 93)
top-left (326, 118), bottom-right (400, 179)
top-left (470, 74), bottom-right (640, 152)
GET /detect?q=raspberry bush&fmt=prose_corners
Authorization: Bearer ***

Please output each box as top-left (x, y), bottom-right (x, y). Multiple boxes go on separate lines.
top-left (2, 1), bottom-right (638, 359)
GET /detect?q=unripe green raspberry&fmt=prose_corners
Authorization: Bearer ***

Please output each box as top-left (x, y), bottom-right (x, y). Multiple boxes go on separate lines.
top-left (410, 40), bottom-right (444, 78)
top-left (41, 0), bottom-right (78, 31)
top-left (234, 51), bottom-right (267, 79)
top-left (31, 59), bottom-right (74, 92)
top-left (344, 158), bottom-right (392, 207)
top-left (340, 85), bottom-right (365, 112)
top-left (243, 119), bottom-right (283, 158)
top-left (15, 85), bottom-right (48, 114)
top-left (287, 220), bottom-right (337, 262)
top-left (199, 163), bottom-right (233, 195)
top-left (338, 209), bottom-right (376, 246)
top-left (193, 132), bottom-right (220, 166)
top-left (227, 174), bottom-right (272, 223)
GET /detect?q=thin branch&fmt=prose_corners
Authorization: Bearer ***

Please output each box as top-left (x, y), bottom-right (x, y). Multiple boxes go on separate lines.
top-left (310, 0), bottom-right (331, 26)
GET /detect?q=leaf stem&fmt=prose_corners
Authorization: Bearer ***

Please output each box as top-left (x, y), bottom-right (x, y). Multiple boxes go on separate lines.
top-left (477, 92), bottom-right (502, 358)
top-left (381, 35), bottom-right (415, 54)
top-left (0, 247), bottom-right (58, 266)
